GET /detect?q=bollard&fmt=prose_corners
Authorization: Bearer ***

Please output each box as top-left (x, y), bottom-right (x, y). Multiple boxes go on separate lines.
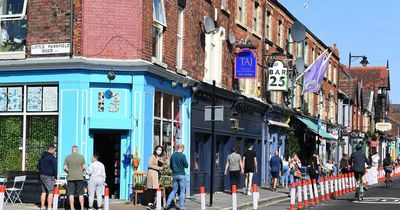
top-left (156, 188), bottom-right (162, 210)
top-left (232, 185), bottom-right (238, 210)
top-left (52, 187), bottom-right (59, 210)
top-left (200, 186), bottom-right (206, 210)
top-left (104, 188), bottom-right (109, 210)
top-left (334, 176), bottom-right (339, 198)
top-left (252, 184), bottom-right (259, 210)
top-left (297, 181), bottom-right (303, 209)
top-left (329, 175), bottom-right (334, 199)
top-left (307, 179), bottom-right (315, 206)
top-left (338, 174), bottom-right (343, 196)
top-left (0, 185), bottom-right (5, 210)
top-left (289, 182), bottom-right (296, 210)
top-left (312, 179), bottom-right (319, 204)
top-left (302, 180), bottom-right (308, 208)
top-left (345, 174), bottom-right (349, 194)
top-left (341, 174), bottom-right (346, 195)
top-left (325, 176), bottom-right (330, 200)
top-left (348, 173), bottom-right (353, 192)
top-left (319, 177), bottom-right (325, 202)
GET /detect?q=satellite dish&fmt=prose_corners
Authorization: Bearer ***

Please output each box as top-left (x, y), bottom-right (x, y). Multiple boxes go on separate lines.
top-left (295, 57), bottom-right (305, 73)
top-left (273, 60), bottom-right (284, 68)
top-left (228, 33), bottom-right (236, 45)
top-left (203, 16), bottom-right (216, 34)
top-left (290, 21), bottom-right (306, 43)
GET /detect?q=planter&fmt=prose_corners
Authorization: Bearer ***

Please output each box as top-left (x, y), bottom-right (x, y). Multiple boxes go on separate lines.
top-left (133, 160), bottom-right (140, 168)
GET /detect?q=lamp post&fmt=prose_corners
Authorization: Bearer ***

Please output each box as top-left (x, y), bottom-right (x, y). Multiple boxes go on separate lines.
top-left (347, 53), bottom-right (368, 154)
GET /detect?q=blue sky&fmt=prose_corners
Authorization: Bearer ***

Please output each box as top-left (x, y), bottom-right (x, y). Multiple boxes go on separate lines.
top-left (279, 0), bottom-right (400, 104)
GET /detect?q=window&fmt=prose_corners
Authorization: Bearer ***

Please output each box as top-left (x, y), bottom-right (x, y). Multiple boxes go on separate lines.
top-left (319, 91), bottom-right (325, 119)
top-left (287, 30), bottom-right (291, 54)
top-left (304, 42), bottom-right (309, 64)
top-left (253, 2), bottom-right (260, 34)
top-left (307, 93), bottom-right (314, 115)
top-left (329, 96), bottom-right (335, 122)
top-left (237, 0), bottom-right (246, 25)
top-left (152, 0), bottom-right (166, 60)
top-left (296, 42), bottom-right (302, 58)
top-left (265, 10), bottom-right (271, 40)
top-left (240, 79), bottom-right (257, 97)
top-left (221, 0), bottom-right (229, 11)
top-left (0, 0), bottom-right (27, 59)
top-left (204, 27), bottom-right (225, 85)
top-left (312, 48), bottom-right (316, 61)
top-left (277, 20), bottom-right (282, 46)
top-left (0, 84), bottom-right (58, 172)
top-left (328, 62), bottom-right (332, 81)
top-left (153, 91), bottom-right (181, 157)
top-left (176, 8), bottom-right (184, 69)
top-left (333, 67), bottom-right (337, 85)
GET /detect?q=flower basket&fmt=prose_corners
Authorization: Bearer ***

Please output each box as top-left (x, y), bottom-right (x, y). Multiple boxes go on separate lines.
top-left (132, 156), bottom-right (140, 168)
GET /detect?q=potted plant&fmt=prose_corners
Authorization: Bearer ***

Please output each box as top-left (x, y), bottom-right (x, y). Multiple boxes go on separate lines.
top-left (132, 155), bottom-right (140, 168)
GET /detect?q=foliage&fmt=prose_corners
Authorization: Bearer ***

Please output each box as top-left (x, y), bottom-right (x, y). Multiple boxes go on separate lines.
top-left (160, 176), bottom-right (172, 187)
top-left (285, 132), bottom-right (300, 158)
top-left (0, 116), bottom-right (23, 173)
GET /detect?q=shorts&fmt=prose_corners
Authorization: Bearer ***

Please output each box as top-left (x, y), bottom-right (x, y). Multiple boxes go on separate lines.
top-left (67, 180), bottom-right (85, 196)
top-left (354, 171), bottom-right (364, 181)
top-left (271, 171), bottom-right (280, 179)
top-left (40, 175), bottom-right (55, 193)
top-left (245, 167), bottom-right (255, 173)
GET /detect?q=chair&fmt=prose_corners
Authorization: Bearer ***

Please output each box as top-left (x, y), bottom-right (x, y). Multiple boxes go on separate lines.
top-left (5, 175), bottom-right (26, 205)
top-left (132, 171), bottom-right (146, 206)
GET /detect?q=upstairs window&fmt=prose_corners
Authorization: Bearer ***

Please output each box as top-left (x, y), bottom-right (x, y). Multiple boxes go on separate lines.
top-left (265, 10), bottom-right (271, 41)
top-left (0, 0), bottom-right (28, 59)
top-left (277, 20), bottom-right (282, 46)
top-left (152, 0), bottom-right (166, 60)
top-left (237, 0), bottom-right (246, 25)
top-left (153, 0), bottom-right (166, 26)
top-left (252, 2), bottom-right (261, 35)
top-left (176, 8), bottom-right (184, 69)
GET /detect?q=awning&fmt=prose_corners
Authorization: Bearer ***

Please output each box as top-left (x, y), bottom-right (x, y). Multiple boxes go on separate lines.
top-left (268, 120), bottom-right (290, 128)
top-left (297, 116), bottom-right (335, 140)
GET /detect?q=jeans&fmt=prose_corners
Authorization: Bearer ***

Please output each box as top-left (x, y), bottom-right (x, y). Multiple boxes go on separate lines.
top-left (229, 170), bottom-right (241, 187)
top-left (280, 166), bottom-right (289, 186)
top-left (166, 175), bottom-right (186, 210)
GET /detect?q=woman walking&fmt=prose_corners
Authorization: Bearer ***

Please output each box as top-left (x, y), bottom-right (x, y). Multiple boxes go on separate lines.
top-left (146, 146), bottom-right (164, 209)
top-left (224, 147), bottom-right (244, 189)
top-left (86, 154), bottom-right (106, 210)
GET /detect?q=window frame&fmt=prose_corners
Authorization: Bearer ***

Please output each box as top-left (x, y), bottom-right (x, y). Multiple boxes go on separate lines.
top-left (153, 0), bottom-right (167, 27)
top-left (152, 23), bottom-right (164, 60)
top-left (265, 10), bottom-right (271, 41)
top-left (176, 7), bottom-right (184, 69)
top-left (277, 20), bottom-right (282, 46)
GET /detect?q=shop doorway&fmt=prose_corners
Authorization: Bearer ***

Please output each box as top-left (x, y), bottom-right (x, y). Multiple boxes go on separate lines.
top-left (93, 132), bottom-right (121, 198)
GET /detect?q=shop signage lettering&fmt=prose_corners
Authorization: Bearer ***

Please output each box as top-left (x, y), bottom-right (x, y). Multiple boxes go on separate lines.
top-left (98, 91), bottom-right (120, 113)
top-left (268, 60), bottom-right (288, 91)
top-left (31, 43), bottom-right (70, 55)
top-left (235, 49), bottom-right (257, 79)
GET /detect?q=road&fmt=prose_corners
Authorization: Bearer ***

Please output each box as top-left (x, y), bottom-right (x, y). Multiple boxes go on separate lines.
top-left (261, 177), bottom-right (400, 210)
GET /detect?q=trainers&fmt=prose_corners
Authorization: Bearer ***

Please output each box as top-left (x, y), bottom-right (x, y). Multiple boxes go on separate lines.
top-left (247, 191), bottom-right (252, 195)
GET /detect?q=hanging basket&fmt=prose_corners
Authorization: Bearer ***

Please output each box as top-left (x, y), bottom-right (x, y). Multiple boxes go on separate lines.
top-left (133, 159), bottom-right (140, 168)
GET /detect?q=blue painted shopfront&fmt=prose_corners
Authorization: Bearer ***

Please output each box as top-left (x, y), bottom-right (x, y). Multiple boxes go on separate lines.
top-left (0, 69), bottom-right (192, 200)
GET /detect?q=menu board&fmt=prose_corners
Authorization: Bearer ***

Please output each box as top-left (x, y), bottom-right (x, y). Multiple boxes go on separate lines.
top-left (0, 88), bottom-right (6, 111)
top-left (7, 87), bottom-right (23, 111)
top-left (43, 86), bottom-right (58, 111)
top-left (27, 87), bottom-right (43, 111)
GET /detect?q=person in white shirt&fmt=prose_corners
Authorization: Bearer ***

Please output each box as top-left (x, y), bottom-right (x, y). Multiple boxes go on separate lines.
top-left (371, 152), bottom-right (380, 167)
top-left (86, 154), bottom-right (106, 210)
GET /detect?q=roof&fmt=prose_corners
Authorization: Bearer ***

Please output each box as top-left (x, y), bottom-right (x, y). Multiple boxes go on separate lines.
top-left (345, 66), bottom-right (390, 91)
top-left (297, 116), bottom-right (336, 139)
top-left (392, 104), bottom-right (400, 113)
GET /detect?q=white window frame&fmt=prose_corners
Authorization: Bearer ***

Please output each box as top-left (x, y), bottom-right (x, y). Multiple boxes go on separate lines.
top-left (152, 23), bottom-right (164, 60)
top-left (333, 66), bottom-right (337, 85)
top-left (237, 0), bottom-right (246, 25)
top-left (304, 42), bottom-right (309, 64)
top-left (204, 27), bottom-right (225, 86)
top-left (153, 0), bottom-right (167, 27)
top-left (277, 20), bottom-right (282, 47)
top-left (265, 10), bottom-right (271, 40)
top-left (0, 0), bottom-right (28, 19)
top-left (176, 8), bottom-right (184, 70)
top-left (253, 2), bottom-right (260, 35)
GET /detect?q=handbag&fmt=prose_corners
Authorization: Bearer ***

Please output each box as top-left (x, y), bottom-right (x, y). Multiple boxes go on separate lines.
top-left (294, 170), bottom-right (301, 178)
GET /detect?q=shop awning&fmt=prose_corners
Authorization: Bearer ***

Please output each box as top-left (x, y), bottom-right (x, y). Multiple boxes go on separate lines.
top-left (268, 120), bottom-right (290, 128)
top-left (297, 116), bottom-right (335, 140)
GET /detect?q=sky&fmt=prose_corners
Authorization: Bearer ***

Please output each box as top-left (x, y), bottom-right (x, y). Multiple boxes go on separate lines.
top-left (279, 0), bottom-right (400, 104)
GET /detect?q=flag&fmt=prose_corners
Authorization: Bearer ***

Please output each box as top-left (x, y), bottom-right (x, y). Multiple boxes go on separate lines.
top-left (302, 50), bottom-right (327, 94)
top-left (309, 52), bottom-right (333, 93)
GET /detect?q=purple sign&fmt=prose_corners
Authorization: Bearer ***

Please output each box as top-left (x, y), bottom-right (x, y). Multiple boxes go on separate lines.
top-left (235, 49), bottom-right (257, 79)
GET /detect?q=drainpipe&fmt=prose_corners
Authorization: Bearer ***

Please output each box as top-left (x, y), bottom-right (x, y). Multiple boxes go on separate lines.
top-left (70, 0), bottom-right (74, 58)
top-left (261, 114), bottom-right (266, 186)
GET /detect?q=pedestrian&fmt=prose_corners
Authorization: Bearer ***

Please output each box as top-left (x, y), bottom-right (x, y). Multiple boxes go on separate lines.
top-left (38, 145), bottom-right (57, 210)
top-left (86, 154), bottom-right (106, 210)
top-left (224, 147), bottom-right (244, 188)
top-left (270, 150), bottom-right (282, 192)
top-left (339, 154), bottom-right (350, 174)
top-left (64, 145), bottom-right (86, 210)
top-left (371, 151), bottom-right (380, 167)
top-left (289, 154), bottom-right (302, 183)
top-left (243, 143), bottom-right (257, 195)
top-left (145, 146), bottom-right (165, 209)
top-left (308, 154), bottom-right (320, 181)
top-left (164, 144), bottom-right (188, 210)
top-left (397, 154), bottom-right (400, 165)
top-left (280, 155), bottom-right (290, 189)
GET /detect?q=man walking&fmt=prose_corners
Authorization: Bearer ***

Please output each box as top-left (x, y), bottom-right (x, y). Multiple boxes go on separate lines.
top-left (64, 145), bottom-right (86, 210)
top-left (270, 150), bottom-right (282, 192)
top-left (164, 144), bottom-right (188, 210)
top-left (243, 143), bottom-right (257, 195)
top-left (38, 145), bottom-right (57, 210)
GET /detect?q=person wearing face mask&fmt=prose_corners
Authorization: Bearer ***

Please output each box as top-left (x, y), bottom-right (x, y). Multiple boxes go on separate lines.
top-left (145, 146), bottom-right (165, 209)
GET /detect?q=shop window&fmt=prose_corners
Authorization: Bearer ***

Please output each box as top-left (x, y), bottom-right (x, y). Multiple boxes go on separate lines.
top-left (27, 86), bottom-right (58, 112)
top-left (153, 91), bottom-right (181, 157)
top-left (0, 116), bottom-right (22, 173)
top-left (0, 0), bottom-right (28, 59)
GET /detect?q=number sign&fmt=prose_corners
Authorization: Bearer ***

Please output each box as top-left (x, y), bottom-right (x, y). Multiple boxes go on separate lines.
top-left (268, 61), bottom-right (288, 91)
top-left (235, 49), bottom-right (257, 79)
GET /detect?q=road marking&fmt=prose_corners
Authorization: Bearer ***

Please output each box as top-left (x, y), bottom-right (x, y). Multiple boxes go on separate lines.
top-left (353, 197), bottom-right (400, 204)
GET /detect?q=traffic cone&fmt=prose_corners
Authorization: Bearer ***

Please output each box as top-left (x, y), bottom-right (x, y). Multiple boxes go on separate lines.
top-left (200, 186), bottom-right (206, 210)
top-left (325, 176), bottom-right (330, 200)
top-left (302, 180), bottom-right (308, 208)
top-left (329, 175), bottom-right (335, 199)
top-left (0, 185), bottom-right (5, 210)
top-left (319, 177), bottom-right (325, 202)
top-left (352, 173), bottom-right (356, 191)
top-left (252, 184), bottom-right (259, 210)
top-left (52, 187), bottom-right (59, 210)
top-left (104, 188), bottom-right (109, 210)
top-left (290, 182), bottom-right (296, 210)
top-left (312, 179), bottom-right (319, 204)
top-left (334, 176), bottom-right (339, 198)
top-left (307, 179), bottom-right (315, 206)
top-left (232, 185), bottom-right (237, 210)
top-left (297, 181), bottom-right (303, 209)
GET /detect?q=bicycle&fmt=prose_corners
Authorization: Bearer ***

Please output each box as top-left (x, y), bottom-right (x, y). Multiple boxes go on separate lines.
top-left (384, 168), bottom-right (393, 188)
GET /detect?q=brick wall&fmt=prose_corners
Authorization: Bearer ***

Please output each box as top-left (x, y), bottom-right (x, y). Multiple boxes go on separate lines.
top-left (81, 0), bottom-right (142, 59)
top-left (27, 0), bottom-right (73, 57)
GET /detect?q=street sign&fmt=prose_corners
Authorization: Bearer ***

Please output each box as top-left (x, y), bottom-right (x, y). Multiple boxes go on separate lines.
top-left (375, 122), bottom-right (392, 132)
top-left (267, 61), bottom-right (288, 91)
top-left (205, 106), bottom-right (224, 122)
top-left (235, 49), bottom-right (257, 79)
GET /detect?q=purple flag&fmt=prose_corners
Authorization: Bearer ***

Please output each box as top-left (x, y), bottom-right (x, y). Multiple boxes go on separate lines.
top-left (302, 51), bottom-right (326, 94)
top-left (310, 52), bottom-right (333, 93)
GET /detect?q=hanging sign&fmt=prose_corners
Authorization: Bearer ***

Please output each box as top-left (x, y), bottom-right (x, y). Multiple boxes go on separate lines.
top-left (268, 60), bottom-right (288, 91)
top-left (235, 49), bottom-right (257, 79)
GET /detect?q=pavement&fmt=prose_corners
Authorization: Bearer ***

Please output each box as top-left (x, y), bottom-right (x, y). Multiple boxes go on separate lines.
top-left (261, 177), bottom-right (400, 210)
top-left (2, 186), bottom-right (289, 210)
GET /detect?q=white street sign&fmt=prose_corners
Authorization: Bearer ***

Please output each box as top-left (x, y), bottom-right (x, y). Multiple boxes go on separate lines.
top-left (31, 43), bottom-right (70, 55)
top-left (268, 61), bottom-right (288, 91)
top-left (375, 122), bottom-right (392, 132)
